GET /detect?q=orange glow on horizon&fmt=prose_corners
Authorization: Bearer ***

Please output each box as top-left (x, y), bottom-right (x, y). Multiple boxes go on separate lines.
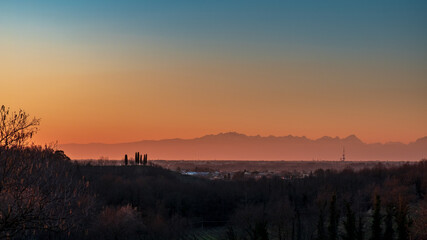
top-left (1, 21), bottom-right (426, 146)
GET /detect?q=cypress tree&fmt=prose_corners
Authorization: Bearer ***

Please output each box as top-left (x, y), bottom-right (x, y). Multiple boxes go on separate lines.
top-left (135, 152), bottom-right (139, 164)
top-left (396, 197), bottom-right (410, 240)
top-left (343, 202), bottom-right (356, 240)
top-left (370, 195), bottom-right (382, 240)
top-left (296, 209), bottom-right (302, 240)
top-left (384, 204), bottom-right (395, 240)
top-left (316, 203), bottom-right (326, 240)
top-left (143, 154), bottom-right (148, 166)
top-left (356, 215), bottom-right (364, 240)
top-left (254, 219), bottom-right (269, 240)
top-left (328, 193), bottom-right (339, 240)
top-left (292, 217), bottom-right (295, 240)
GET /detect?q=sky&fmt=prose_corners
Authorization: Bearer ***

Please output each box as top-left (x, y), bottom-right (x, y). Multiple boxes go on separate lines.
top-left (1, 0), bottom-right (426, 145)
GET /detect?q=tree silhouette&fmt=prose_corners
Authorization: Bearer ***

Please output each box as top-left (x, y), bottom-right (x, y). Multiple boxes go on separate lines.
top-left (316, 202), bottom-right (327, 240)
top-left (396, 197), bottom-right (410, 240)
top-left (0, 105), bottom-right (40, 148)
top-left (384, 204), bottom-right (395, 240)
top-left (356, 215), bottom-right (364, 240)
top-left (343, 202), bottom-right (356, 240)
top-left (143, 154), bottom-right (148, 166)
top-left (328, 193), bottom-right (339, 240)
top-left (370, 195), bottom-right (382, 240)
top-left (135, 152), bottom-right (140, 164)
top-left (254, 219), bottom-right (269, 240)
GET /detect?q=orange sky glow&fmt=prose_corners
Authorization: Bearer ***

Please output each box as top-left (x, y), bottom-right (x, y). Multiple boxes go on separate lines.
top-left (1, 2), bottom-right (426, 146)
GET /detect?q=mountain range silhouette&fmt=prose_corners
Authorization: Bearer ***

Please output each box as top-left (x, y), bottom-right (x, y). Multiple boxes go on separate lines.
top-left (60, 132), bottom-right (427, 161)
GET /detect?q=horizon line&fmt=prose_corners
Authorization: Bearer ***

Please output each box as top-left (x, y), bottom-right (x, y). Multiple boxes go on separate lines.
top-left (58, 131), bottom-right (426, 146)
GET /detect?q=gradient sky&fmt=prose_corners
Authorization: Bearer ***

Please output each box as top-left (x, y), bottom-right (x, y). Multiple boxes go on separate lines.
top-left (1, 0), bottom-right (426, 145)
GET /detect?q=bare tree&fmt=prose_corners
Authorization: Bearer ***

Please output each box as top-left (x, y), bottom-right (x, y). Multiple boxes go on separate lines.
top-left (0, 105), bottom-right (40, 148)
top-left (0, 106), bottom-right (94, 238)
top-left (0, 146), bottom-right (94, 239)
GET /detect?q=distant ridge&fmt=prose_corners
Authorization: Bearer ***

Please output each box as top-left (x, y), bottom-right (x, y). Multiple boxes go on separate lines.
top-left (60, 132), bottom-right (427, 161)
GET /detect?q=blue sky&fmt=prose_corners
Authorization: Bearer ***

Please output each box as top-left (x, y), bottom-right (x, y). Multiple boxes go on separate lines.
top-left (2, 0), bottom-right (426, 60)
top-left (1, 0), bottom-right (426, 144)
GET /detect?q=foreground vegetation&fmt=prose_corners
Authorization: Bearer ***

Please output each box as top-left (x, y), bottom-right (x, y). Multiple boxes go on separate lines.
top-left (81, 159), bottom-right (426, 240)
top-left (0, 146), bottom-right (425, 239)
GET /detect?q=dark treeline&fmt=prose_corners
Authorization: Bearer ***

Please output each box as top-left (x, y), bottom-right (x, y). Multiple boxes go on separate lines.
top-left (80, 159), bottom-right (426, 240)
top-left (1, 146), bottom-right (426, 239)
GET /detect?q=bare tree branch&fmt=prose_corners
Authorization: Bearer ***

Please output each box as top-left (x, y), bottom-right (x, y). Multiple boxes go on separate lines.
top-left (0, 105), bottom-right (40, 148)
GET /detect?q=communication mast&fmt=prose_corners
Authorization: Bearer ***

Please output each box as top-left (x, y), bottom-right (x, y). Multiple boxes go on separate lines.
top-left (340, 147), bottom-right (346, 161)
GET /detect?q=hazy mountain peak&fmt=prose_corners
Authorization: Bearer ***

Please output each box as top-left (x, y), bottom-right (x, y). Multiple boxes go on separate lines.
top-left (199, 132), bottom-right (248, 140)
top-left (343, 134), bottom-right (362, 143)
top-left (317, 136), bottom-right (339, 141)
top-left (220, 132), bottom-right (247, 137)
top-left (415, 136), bottom-right (427, 144)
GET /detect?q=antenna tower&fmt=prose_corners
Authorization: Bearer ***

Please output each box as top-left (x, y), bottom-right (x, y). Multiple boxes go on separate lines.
top-left (340, 147), bottom-right (346, 161)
